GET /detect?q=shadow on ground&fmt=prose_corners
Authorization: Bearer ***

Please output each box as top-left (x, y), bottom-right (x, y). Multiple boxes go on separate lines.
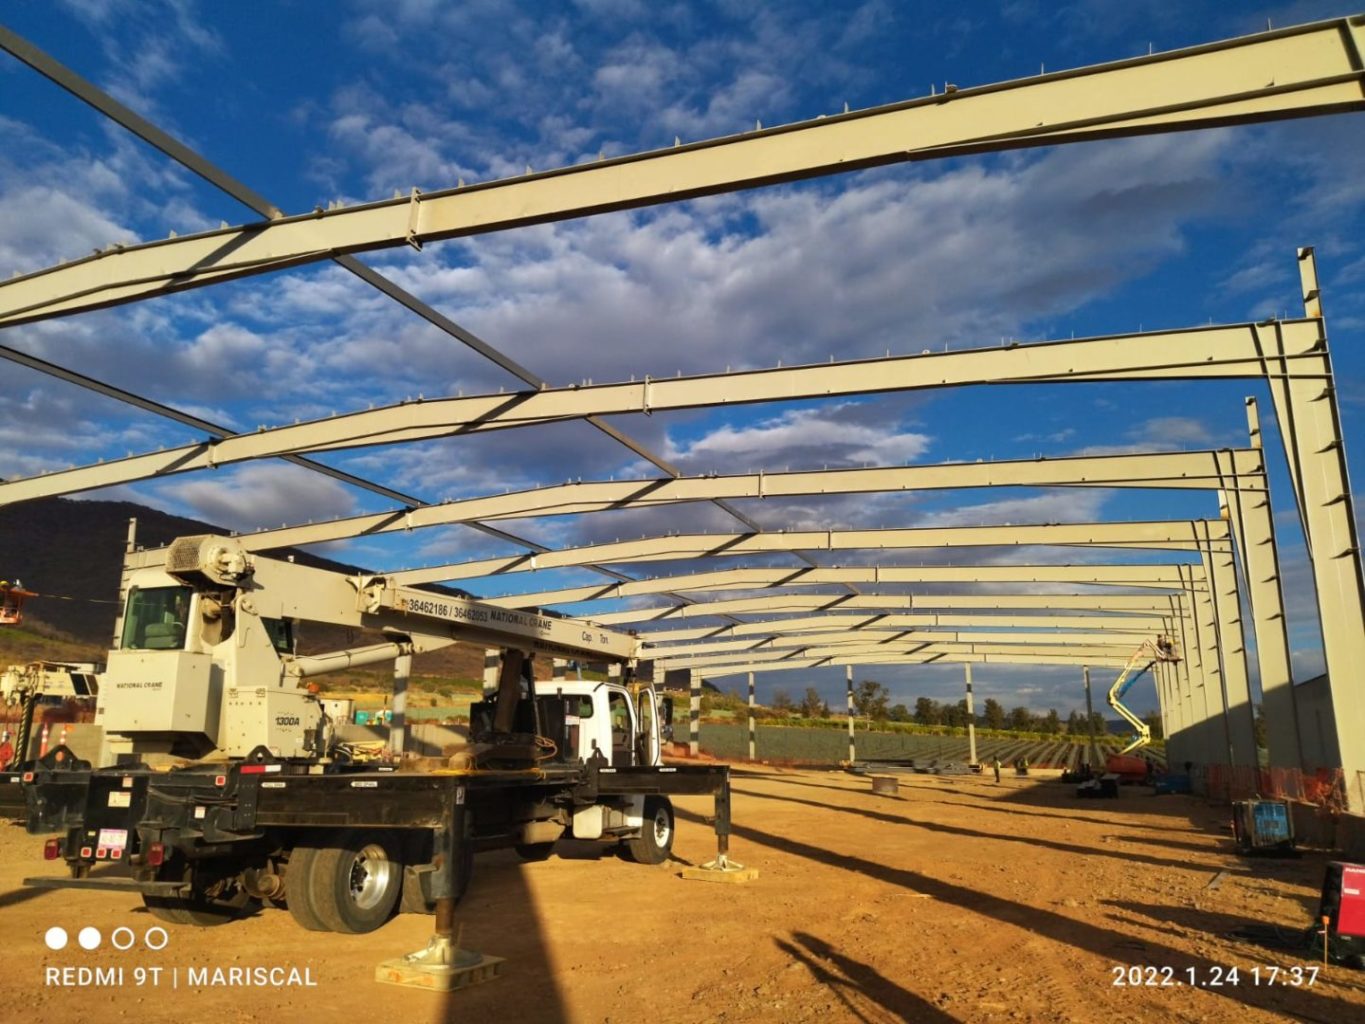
top-left (678, 791), bottom-right (1361, 1023)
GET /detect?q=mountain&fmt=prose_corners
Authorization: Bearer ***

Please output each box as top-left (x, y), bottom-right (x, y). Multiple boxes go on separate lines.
top-left (0, 497), bottom-right (226, 643)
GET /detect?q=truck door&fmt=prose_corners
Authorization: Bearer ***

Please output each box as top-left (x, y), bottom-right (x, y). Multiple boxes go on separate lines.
top-left (636, 690), bottom-right (660, 766)
top-left (606, 689), bottom-right (635, 767)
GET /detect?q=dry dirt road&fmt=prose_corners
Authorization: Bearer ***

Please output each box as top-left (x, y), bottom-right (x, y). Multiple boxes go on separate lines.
top-left (2, 765), bottom-right (1361, 1024)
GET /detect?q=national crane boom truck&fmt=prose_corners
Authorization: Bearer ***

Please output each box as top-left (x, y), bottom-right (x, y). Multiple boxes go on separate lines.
top-left (3, 535), bottom-right (738, 946)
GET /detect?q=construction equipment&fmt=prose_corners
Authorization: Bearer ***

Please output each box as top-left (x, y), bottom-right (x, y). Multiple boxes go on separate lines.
top-left (1107, 637), bottom-right (1180, 757)
top-left (0, 661), bottom-right (99, 774)
top-left (0, 580), bottom-right (36, 625)
top-left (1317, 862), bottom-right (1365, 966)
top-left (1232, 798), bottom-right (1296, 855)
top-left (8, 535), bottom-right (737, 944)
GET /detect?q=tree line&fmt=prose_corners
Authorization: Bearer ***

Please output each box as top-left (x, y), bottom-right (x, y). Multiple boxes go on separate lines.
top-left (761, 679), bottom-right (1163, 739)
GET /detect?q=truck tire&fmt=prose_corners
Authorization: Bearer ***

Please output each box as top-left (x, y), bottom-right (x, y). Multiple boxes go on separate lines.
top-left (514, 841), bottom-right (556, 861)
top-left (284, 845), bottom-right (330, 932)
top-left (307, 830), bottom-right (403, 934)
top-left (623, 796), bottom-right (674, 865)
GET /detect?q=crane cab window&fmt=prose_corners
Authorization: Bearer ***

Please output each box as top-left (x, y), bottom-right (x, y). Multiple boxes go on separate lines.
top-left (607, 690), bottom-right (633, 766)
top-left (121, 586), bottom-right (191, 650)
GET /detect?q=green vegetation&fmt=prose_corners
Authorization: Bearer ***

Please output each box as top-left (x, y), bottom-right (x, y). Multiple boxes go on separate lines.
top-left (697, 678), bottom-right (1157, 749)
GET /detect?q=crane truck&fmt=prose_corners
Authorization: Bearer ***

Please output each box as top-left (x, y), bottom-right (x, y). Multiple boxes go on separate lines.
top-left (3, 534), bottom-right (737, 944)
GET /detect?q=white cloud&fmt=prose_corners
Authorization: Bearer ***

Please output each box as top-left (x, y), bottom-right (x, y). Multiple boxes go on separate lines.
top-left (664, 404), bottom-right (932, 472)
top-left (159, 463), bottom-right (359, 533)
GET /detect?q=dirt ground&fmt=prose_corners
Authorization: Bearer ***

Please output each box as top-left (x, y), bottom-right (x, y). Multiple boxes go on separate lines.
top-left (2, 765), bottom-right (1362, 1024)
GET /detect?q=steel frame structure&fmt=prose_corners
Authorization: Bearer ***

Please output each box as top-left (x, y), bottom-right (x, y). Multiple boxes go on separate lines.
top-left (0, 16), bottom-right (1361, 800)
top-left (2, 17), bottom-right (1363, 324)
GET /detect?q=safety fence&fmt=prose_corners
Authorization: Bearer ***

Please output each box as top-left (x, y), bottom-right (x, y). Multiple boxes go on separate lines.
top-left (1198, 763), bottom-right (1347, 812)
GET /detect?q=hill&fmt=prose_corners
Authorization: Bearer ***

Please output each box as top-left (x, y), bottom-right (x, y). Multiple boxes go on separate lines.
top-left (0, 496), bottom-right (545, 687)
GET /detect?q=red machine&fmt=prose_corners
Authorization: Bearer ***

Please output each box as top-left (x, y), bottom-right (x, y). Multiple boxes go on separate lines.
top-left (0, 580), bottom-right (36, 625)
top-left (1318, 862), bottom-right (1365, 964)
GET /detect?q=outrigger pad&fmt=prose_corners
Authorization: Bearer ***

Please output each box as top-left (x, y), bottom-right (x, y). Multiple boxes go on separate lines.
top-left (681, 856), bottom-right (759, 884)
top-left (375, 935), bottom-right (505, 992)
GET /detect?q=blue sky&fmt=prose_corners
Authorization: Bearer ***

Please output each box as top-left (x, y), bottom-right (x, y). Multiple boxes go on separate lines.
top-left (1, 0), bottom-right (1363, 718)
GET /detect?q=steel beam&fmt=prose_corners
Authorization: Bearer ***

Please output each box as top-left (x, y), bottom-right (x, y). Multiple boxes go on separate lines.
top-left (198, 451), bottom-right (1259, 551)
top-left (0, 319), bottom-right (1327, 503)
top-left (380, 519), bottom-right (1227, 586)
top-left (586, 592), bottom-right (1188, 623)
top-left (488, 564), bottom-right (1202, 609)
top-left (637, 612), bottom-right (1172, 642)
top-left (677, 652), bottom-right (1132, 677)
top-left (3, 17), bottom-right (1362, 326)
top-left (644, 629), bottom-right (1150, 659)
top-left (659, 642), bottom-right (1138, 670)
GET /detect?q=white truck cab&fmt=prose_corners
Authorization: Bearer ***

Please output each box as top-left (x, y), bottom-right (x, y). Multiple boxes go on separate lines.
top-left (549, 679), bottom-right (669, 768)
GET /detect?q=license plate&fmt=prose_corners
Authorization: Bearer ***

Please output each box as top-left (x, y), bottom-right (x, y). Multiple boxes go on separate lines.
top-left (96, 828), bottom-right (129, 850)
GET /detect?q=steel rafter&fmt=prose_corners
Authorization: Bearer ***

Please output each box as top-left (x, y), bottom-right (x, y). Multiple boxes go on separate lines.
top-left (2, 17), bottom-right (1362, 325)
top-left (585, 592), bottom-right (1187, 623)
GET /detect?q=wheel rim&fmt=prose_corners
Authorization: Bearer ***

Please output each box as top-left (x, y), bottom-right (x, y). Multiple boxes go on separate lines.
top-left (348, 844), bottom-right (394, 910)
top-left (652, 806), bottom-right (672, 847)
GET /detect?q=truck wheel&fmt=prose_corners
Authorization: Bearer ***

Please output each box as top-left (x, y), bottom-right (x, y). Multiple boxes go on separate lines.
top-left (284, 845), bottom-right (330, 932)
top-left (623, 797), bottom-right (674, 865)
top-left (308, 831), bottom-right (402, 934)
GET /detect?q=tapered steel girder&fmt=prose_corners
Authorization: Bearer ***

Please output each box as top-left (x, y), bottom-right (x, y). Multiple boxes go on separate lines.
top-left (0, 320), bottom-right (1323, 504)
top-left (179, 451), bottom-right (1258, 552)
top-left (486, 564), bottom-right (1203, 609)
top-left (587, 592), bottom-right (1188, 623)
top-left (675, 652), bottom-right (1133, 677)
top-left (381, 519), bottom-right (1229, 586)
top-left (2, 17), bottom-right (1362, 326)
top-left (637, 612), bottom-right (1174, 643)
top-left (642, 629), bottom-right (1153, 660)
top-left (658, 640), bottom-right (1139, 668)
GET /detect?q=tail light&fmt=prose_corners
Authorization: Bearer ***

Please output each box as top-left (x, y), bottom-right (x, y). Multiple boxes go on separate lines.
top-left (146, 842), bottom-right (165, 867)
top-left (43, 838), bottom-right (61, 860)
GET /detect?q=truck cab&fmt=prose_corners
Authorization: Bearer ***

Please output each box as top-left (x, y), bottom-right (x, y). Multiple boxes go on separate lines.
top-left (553, 680), bottom-right (671, 768)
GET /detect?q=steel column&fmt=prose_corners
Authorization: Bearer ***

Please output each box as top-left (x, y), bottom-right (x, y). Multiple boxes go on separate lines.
top-left (747, 672), bottom-right (756, 761)
top-left (965, 665), bottom-right (978, 766)
top-left (689, 672), bottom-right (701, 758)
top-left (1218, 400), bottom-right (1301, 768)
top-left (846, 666), bottom-right (855, 764)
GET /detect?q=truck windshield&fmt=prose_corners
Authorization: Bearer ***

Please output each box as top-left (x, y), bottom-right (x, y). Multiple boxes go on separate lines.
top-left (120, 586), bottom-right (191, 651)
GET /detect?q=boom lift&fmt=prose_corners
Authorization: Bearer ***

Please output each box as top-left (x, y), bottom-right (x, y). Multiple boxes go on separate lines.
top-left (1107, 636), bottom-right (1179, 755)
top-left (6, 536), bottom-right (736, 949)
top-left (1104, 637), bottom-right (1180, 781)
top-left (0, 580), bottom-right (36, 625)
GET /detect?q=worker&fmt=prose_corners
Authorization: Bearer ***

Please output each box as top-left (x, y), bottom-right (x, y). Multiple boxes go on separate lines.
top-left (992, 756), bottom-right (1001, 784)
top-left (0, 730), bottom-right (13, 770)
